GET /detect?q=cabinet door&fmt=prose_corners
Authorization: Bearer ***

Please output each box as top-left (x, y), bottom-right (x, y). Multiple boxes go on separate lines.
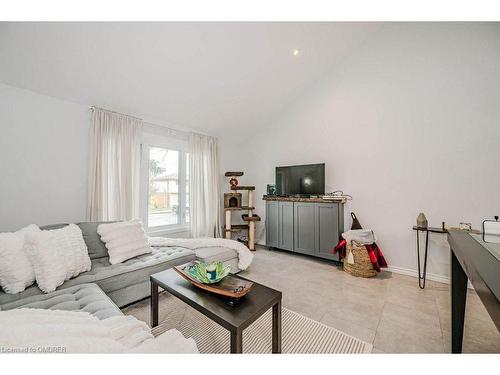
top-left (293, 203), bottom-right (318, 256)
top-left (278, 202), bottom-right (294, 251)
top-left (266, 201), bottom-right (279, 247)
top-left (317, 203), bottom-right (340, 260)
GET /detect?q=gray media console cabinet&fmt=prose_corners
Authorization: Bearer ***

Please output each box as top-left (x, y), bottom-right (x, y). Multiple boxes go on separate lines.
top-left (264, 196), bottom-right (345, 261)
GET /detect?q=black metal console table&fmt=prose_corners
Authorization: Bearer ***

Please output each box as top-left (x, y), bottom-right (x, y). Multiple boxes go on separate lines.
top-left (412, 226), bottom-right (447, 289)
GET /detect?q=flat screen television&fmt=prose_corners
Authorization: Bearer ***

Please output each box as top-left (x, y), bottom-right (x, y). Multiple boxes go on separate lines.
top-left (275, 163), bottom-right (325, 196)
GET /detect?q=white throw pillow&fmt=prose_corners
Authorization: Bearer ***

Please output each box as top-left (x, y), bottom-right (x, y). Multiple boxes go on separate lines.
top-left (25, 224), bottom-right (91, 293)
top-left (0, 224), bottom-right (40, 294)
top-left (97, 220), bottom-right (151, 265)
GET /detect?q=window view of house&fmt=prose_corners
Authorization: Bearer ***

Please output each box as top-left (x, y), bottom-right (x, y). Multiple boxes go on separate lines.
top-left (148, 147), bottom-right (179, 227)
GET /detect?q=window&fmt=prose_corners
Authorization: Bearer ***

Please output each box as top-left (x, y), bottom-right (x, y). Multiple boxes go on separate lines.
top-left (141, 137), bottom-right (189, 233)
top-left (148, 147), bottom-right (179, 227)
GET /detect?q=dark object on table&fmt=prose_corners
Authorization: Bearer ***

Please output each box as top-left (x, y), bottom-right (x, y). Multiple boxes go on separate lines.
top-left (150, 268), bottom-right (282, 353)
top-left (447, 229), bottom-right (500, 353)
top-left (416, 212), bottom-right (428, 228)
top-left (412, 226), bottom-right (447, 289)
top-left (267, 184), bottom-right (276, 195)
top-left (174, 263), bottom-right (253, 299)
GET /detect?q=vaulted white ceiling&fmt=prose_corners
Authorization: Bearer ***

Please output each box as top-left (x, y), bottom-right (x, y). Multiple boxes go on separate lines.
top-left (0, 22), bottom-right (381, 139)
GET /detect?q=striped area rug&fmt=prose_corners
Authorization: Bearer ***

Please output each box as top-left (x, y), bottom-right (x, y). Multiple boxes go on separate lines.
top-left (150, 295), bottom-right (372, 354)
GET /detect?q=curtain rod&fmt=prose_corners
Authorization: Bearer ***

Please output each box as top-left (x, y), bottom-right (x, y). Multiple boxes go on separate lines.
top-left (88, 106), bottom-right (214, 138)
top-left (89, 105), bottom-right (190, 137)
top-left (89, 106), bottom-right (143, 121)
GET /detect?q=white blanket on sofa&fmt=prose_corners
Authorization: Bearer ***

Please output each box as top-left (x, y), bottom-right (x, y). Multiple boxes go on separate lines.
top-left (0, 308), bottom-right (198, 353)
top-left (148, 237), bottom-right (254, 270)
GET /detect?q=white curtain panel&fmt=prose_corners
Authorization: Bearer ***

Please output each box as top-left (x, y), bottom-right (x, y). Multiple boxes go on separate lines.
top-left (189, 133), bottom-right (222, 238)
top-left (87, 108), bottom-right (143, 221)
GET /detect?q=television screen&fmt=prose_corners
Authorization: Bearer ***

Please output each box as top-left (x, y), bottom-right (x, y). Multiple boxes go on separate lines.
top-left (275, 163), bottom-right (325, 196)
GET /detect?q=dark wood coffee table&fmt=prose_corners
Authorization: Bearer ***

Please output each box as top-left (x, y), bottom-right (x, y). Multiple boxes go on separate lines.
top-left (150, 268), bottom-right (282, 353)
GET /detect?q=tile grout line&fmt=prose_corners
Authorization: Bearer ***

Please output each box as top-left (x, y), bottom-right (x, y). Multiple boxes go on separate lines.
top-left (433, 290), bottom-right (447, 353)
top-left (372, 300), bottom-right (386, 346)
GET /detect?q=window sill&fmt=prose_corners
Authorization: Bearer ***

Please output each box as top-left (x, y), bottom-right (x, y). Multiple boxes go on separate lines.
top-left (147, 225), bottom-right (190, 237)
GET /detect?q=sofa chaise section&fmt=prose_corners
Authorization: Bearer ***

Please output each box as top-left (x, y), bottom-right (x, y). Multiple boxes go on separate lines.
top-left (81, 246), bottom-right (196, 307)
top-left (0, 283), bottom-right (122, 320)
top-left (0, 282), bottom-right (199, 353)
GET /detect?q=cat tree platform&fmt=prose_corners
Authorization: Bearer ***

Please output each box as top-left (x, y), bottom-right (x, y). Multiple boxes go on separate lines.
top-left (223, 172), bottom-right (259, 251)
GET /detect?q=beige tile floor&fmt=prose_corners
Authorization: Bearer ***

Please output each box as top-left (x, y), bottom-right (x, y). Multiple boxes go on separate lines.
top-left (124, 247), bottom-right (500, 353)
top-left (236, 248), bottom-right (500, 353)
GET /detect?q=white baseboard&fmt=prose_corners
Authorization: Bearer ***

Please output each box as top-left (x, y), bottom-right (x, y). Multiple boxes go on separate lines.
top-left (384, 266), bottom-right (450, 285)
top-left (258, 242), bottom-right (474, 289)
top-left (384, 266), bottom-right (474, 289)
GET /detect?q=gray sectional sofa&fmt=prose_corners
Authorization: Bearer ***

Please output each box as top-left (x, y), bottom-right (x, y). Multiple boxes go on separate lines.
top-left (0, 222), bottom-right (240, 318)
top-left (1, 283), bottom-right (123, 319)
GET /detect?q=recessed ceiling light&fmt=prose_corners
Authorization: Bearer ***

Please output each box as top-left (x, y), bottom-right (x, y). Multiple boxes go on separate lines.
top-left (293, 49), bottom-right (300, 56)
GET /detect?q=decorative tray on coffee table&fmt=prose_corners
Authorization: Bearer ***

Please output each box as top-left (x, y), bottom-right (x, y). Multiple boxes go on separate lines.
top-left (174, 262), bottom-right (254, 299)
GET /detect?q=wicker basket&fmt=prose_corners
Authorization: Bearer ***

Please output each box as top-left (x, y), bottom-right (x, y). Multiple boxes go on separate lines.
top-left (343, 241), bottom-right (377, 278)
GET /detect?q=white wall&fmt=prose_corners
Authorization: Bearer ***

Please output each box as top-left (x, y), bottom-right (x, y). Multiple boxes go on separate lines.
top-left (0, 83), bottom-right (89, 231)
top-left (0, 83), bottom-right (194, 235)
top-left (220, 23), bottom-right (500, 280)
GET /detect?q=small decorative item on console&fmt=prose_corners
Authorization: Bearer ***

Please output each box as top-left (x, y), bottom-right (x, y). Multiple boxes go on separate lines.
top-left (416, 212), bottom-right (428, 228)
top-left (459, 222), bottom-right (472, 231)
top-left (322, 190), bottom-right (352, 202)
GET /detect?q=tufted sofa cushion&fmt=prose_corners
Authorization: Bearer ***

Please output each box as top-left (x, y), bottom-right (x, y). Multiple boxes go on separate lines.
top-left (63, 246), bottom-right (195, 294)
top-left (0, 247), bottom-right (196, 307)
top-left (0, 283), bottom-right (122, 319)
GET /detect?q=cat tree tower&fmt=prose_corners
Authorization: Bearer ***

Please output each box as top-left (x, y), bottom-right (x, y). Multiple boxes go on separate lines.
top-left (223, 172), bottom-right (261, 251)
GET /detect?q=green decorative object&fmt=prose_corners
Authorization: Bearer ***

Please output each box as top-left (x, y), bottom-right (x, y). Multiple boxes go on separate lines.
top-left (186, 262), bottom-right (231, 284)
